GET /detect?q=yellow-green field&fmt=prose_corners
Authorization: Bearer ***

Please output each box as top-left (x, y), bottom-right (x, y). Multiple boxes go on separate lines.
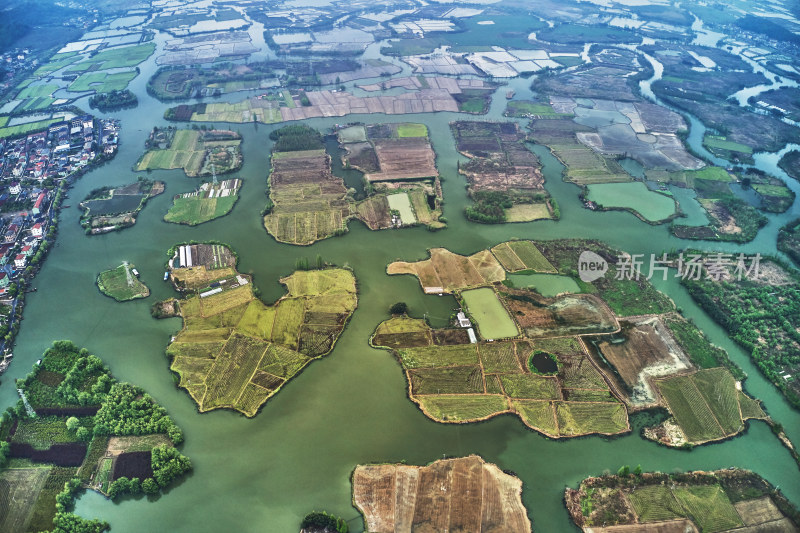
top-left (165, 255), bottom-right (357, 417)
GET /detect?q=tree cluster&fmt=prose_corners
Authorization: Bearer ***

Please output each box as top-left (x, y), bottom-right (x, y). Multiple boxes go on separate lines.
top-left (93, 383), bottom-right (184, 444)
top-left (270, 124), bottom-right (324, 152)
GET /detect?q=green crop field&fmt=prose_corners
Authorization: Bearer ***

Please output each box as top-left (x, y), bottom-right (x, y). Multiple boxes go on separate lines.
top-left (691, 368), bottom-right (742, 435)
top-left (555, 401), bottom-right (627, 435)
top-left (657, 373), bottom-right (725, 442)
top-left (478, 342), bottom-right (520, 373)
top-left (68, 71), bottom-right (138, 93)
top-left (461, 287), bottom-right (519, 340)
top-left (137, 129), bottom-right (242, 177)
top-left (66, 42), bottom-right (155, 71)
top-left (491, 242), bottom-right (527, 271)
top-left (165, 257), bottom-right (356, 416)
top-left (628, 485), bottom-right (683, 522)
top-left (33, 53), bottom-right (80, 76)
top-left (410, 366), bottom-right (484, 395)
top-left (397, 123), bottom-right (428, 137)
top-left (499, 374), bottom-right (560, 399)
top-left (0, 118), bottom-right (61, 138)
top-left (511, 400), bottom-right (558, 434)
top-left (165, 195), bottom-right (237, 225)
top-left (704, 135), bottom-right (753, 154)
top-left (507, 241), bottom-right (556, 272)
top-left (16, 83), bottom-right (58, 99)
top-left (97, 263), bottom-right (149, 301)
top-left (400, 344), bottom-right (478, 368)
top-left (672, 485), bottom-right (743, 532)
top-left (0, 468), bottom-right (52, 533)
top-left (417, 395), bottom-right (508, 422)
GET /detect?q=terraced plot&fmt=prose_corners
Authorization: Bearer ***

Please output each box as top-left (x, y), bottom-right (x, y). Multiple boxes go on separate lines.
top-left (164, 247), bottom-right (357, 416)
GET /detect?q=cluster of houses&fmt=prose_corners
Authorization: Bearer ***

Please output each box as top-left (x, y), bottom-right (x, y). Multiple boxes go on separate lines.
top-left (0, 116), bottom-right (120, 185)
top-left (0, 115), bottom-right (121, 338)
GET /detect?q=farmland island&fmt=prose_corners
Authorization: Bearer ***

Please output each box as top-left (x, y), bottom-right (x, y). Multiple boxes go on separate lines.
top-left (375, 240), bottom-right (767, 445)
top-left (157, 243), bottom-right (357, 416)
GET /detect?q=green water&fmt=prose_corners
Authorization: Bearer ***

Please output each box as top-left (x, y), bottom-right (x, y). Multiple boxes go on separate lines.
top-left (0, 32), bottom-right (799, 533)
top-left (587, 181), bottom-right (677, 222)
top-left (461, 287), bottom-right (519, 339)
top-left (507, 273), bottom-right (581, 297)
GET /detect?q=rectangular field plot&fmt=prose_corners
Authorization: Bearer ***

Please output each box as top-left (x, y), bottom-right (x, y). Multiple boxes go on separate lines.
top-left (461, 287), bottom-right (519, 340)
top-left (506, 241), bottom-right (556, 272)
top-left (672, 485), bottom-right (743, 533)
top-left (236, 301), bottom-right (276, 340)
top-left (478, 342), bottom-right (521, 373)
top-left (491, 242), bottom-right (528, 272)
top-left (554, 401), bottom-right (627, 436)
top-left (499, 374), bottom-right (560, 400)
top-left (271, 297), bottom-right (305, 347)
top-left (409, 366), bottom-right (484, 395)
top-left (690, 368), bottom-right (742, 435)
top-left (417, 395), bottom-right (508, 422)
top-left (200, 285), bottom-right (254, 317)
top-left (400, 344), bottom-right (478, 368)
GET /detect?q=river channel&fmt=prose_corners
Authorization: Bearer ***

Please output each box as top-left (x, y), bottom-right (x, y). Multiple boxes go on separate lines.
top-left (0, 20), bottom-right (799, 532)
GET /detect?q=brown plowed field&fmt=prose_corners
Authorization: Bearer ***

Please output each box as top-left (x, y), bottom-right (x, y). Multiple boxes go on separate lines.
top-left (364, 138), bottom-right (438, 182)
top-left (352, 455), bottom-right (531, 533)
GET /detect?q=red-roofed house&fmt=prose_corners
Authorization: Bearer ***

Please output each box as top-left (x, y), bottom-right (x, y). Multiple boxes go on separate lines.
top-left (21, 245), bottom-right (32, 256)
top-left (31, 223), bottom-right (43, 238)
top-left (32, 193), bottom-right (45, 215)
top-left (14, 254), bottom-right (26, 268)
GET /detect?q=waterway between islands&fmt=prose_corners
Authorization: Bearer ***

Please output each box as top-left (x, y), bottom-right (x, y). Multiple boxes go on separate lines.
top-left (0, 23), bottom-right (799, 533)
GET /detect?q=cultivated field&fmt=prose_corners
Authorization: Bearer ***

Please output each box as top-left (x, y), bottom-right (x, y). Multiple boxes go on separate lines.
top-left (164, 179), bottom-right (240, 226)
top-left (565, 469), bottom-right (797, 533)
top-left (388, 248), bottom-right (505, 293)
top-left (654, 367), bottom-right (757, 444)
top-left (0, 467), bottom-right (52, 533)
top-left (263, 149), bottom-right (352, 245)
top-left (452, 121), bottom-right (551, 222)
top-left (166, 256), bottom-right (357, 416)
top-left (529, 119), bottom-right (632, 185)
top-left (491, 241), bottom-right (556, 272)
top-left (352, 456), bottom-right (531, 533)
top-left (372, 315), bottom-right (628, 437)
top-left (135, 129), bottom-right (242, 177)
